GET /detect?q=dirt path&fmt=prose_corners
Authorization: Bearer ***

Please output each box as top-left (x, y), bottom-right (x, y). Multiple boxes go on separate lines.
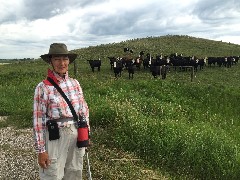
top-left (0, 124), bottom-right (168, 179)
top-left (0, 127), bottom-right (39, 179)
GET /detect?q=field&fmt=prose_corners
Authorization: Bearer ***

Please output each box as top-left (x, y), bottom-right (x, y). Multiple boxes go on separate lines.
top-left (0, 35), bottom-right (240, 179)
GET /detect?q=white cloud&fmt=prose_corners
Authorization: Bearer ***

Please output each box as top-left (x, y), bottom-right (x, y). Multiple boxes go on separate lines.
top-left (0, 0), bottom-right (239, 59)
top-left (0, 0), bottom-right (24, 22)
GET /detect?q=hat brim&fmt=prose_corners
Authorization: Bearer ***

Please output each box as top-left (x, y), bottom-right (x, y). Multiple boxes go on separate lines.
top-left (40, 53), bottom-right (78, 64)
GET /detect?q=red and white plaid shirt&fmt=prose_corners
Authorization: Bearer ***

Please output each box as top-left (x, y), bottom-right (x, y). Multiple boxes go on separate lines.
top-left (33, 69), bottom-right (89, 153)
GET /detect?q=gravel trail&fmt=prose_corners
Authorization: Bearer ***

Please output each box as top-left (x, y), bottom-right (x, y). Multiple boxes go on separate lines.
top-left (0, 127), bottom-right (39, 180)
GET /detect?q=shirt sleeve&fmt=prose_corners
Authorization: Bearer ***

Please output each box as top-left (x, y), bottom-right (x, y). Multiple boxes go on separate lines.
top-left (33, 83), bottom-right (48, 153)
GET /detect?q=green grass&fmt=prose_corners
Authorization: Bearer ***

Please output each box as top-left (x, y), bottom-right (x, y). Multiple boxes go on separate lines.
top-left (1, 35), bottom-right (240, 179)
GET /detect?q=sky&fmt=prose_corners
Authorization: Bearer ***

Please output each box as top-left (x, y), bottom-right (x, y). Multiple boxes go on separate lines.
top-left (0, 0), bottom-right (240, 59)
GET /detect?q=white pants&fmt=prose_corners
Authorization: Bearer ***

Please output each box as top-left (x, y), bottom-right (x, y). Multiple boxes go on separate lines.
top-left (39, 124), bottom-right (85, 180)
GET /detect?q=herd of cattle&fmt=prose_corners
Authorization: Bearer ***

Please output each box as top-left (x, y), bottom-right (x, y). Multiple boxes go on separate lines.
top-left (86, 48), bottom-right (239, 79)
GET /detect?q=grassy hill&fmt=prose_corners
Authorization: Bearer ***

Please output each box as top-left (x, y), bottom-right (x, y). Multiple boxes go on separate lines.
top-left (71, 35), bottom-right (240, 61)
top-left (1, 35), bottom-right (240, 179)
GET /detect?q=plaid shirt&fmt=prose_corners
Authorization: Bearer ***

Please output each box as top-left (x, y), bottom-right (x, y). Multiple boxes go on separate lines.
top-left (33, 69), bottom-right (89, 153)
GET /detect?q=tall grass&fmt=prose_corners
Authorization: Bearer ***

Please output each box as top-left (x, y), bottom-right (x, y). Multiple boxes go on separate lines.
top-left (1, 35), bottom-right (240, 179)
top-left (79, 65), bottom-right (240, 179)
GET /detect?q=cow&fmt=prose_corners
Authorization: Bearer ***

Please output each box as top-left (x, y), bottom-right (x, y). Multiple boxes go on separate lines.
top-left (155, 54), bottom-right (165, 66)
top-left (149, 57), bottom-right (168, 79)
top-left (124, 47), bottom-right (133, 53)
top-left (125, 59), bottom-right (135, 79)
top-left (170, 53), bottom-right (190, 71)
top-left (198, 57), bottom-right (206, 70)
top-left (150, 64), bottom-right (160, 78)
top-left (134, 54), bottom-right (143, 69)
top-left (108, 56), bottom-right (117, 70)
top-left (166, 56), bottom-right (172, 72)
top-left (232, 56), bottom-right (239, 65)
top-left (216, 57), bottom-right (224, 67)
top-left (190, 56), bottom-right (199, 72)
top-left (207, 57), bottom-right (217, 67)
top-left (121, 56), bottom-right (134, 69)
top-left (87, 59), bottom-right (101, 72)
top-left (226, 57), bottom-right (232, 68)
top-left (169, 53), bottom-right (182, 70)
top-left (161, 65), bottom-right (167, 79)
top-left (134, 51), bottom-right (144, 70)
top-left (143, 53), bottom-right (151, 69)
top-left (113, 58), bottom-right (123, 78)
top-left (124, 47), bottom-right (129, 52)
top-left (150, 64), bottom-right (167, 79)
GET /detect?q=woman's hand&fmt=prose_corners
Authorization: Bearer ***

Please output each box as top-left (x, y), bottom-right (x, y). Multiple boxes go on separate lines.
top-left (38, 152), bottom-right (51, 169)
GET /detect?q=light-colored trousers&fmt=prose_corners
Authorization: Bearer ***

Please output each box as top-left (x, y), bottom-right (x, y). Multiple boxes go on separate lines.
top-left (39, 124), bottom-right (85, 180)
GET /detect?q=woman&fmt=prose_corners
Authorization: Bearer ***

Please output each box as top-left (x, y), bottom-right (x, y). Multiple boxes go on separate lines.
top-left (33, 43), bottom-right (90, 180)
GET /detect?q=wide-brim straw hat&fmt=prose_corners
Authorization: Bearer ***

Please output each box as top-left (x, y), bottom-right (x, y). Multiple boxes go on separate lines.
top-left (40, 43), bottom-right (78, 63)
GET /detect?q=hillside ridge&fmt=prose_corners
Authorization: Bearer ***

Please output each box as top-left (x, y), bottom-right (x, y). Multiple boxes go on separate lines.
top-left (72, 35), bottom-right (240, 60)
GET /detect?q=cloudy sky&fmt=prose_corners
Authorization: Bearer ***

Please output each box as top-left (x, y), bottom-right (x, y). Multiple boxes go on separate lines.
top-left (0, 0), bottom-right (240, 59)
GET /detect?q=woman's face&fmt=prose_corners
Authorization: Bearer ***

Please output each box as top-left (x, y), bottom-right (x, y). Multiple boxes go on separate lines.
top-left (50, 55), bottom-right (69, 76)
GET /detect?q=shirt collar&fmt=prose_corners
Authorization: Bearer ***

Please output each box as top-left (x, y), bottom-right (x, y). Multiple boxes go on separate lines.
top-left (45, 69), bottom-right (69, 85)
top-left (52, 70), bottom-right (69, 82)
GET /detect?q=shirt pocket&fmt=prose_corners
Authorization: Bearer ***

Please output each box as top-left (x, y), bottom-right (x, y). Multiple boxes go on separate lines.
top-left (48, 94), bottom-right (62, 116)
top-left (49, 94), bottom-right (60, 105)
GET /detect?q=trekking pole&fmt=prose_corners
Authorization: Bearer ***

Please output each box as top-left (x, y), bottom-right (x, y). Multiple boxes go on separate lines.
top-left (86, 151), bottom-right (92, 180)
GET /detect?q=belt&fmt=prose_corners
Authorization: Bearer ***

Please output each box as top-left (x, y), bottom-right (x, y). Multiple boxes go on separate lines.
top-left (54, 118), bottom-right (76, 128)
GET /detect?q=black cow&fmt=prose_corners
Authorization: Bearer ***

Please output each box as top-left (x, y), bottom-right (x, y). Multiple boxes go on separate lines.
top-left (190, 56), bottom-right (199, 72)
top-left (150, 64), bottom-right (167, 79)
top-left (207, 57), bottom-right (217, 67)
top-left (124, 47), bottom-right (133, 53)
top-left (150, 64), bottom-right (160, 78)
top-left (165, 56), bottom-right (172, 72)
top-left (121, 56), bottom-right (134, 69)
top-left (226, 57), bottom-right (232, 68)
top-left (87, 59), bottom-right (101, 72)
top-left (155, 54), bottom-right (170, 67)
top-left (198, 58), bottom-right (206, 70)
top-left (150, 57), bottom-right (168, 79)
top-left (232, 56), bottom-right (239, 65)
top-left (143, 53), bottom-right (151, 69)
top-left (125, 60), bottom-right (135, 79)
top-left (216, 57), bottom-right (224, 67)
top-left (161, 65), bottom-right (167, 79)
top-left (124, 47), bottom-right (129, 52)
top-left (169, 53), bottom-right (189, 71)
top-left (113, 58), bottom-right (123, 78)
top-left (108, 56), bottom-right (117, 70)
